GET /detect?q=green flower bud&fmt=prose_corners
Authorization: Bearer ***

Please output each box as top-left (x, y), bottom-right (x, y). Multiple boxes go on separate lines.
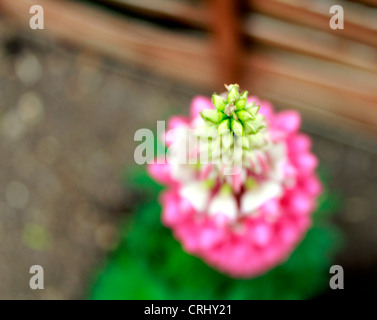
top-left (243, 121), bottom-right (257, 134)
top-left (200, 109), bottom-right (224, 124)
top-left (242, 136), bottom-right (250, 150)
top-left (236, 110), bottom-right (254, 122)
top-left (227, 84), bottom-right (240, 102)
top-left (212, 94), bottom-right (226, 112)
top-left (222, 133), bottom-right (234, 150)
top-left (218, 119), bottom-right (230, 136)
top-left (235, 91), bottom-right (248, 110)
top-left (235, 99), bottom-right (246, 110)
top-left (252, 114), bottom-right (266, 131)
top-left (210, 137), bottom-right (221, 154)
top-left (240, 91), bottom-right (248, 100)
top-left (247, 104), bottom-right (260, 117)
top-left (198, 85), bottom-right (266, 155)
top-left (231, 118), bottom-right (243, 136)
top-left (244, 102), bottom-right (255, 110)
top-left (249, 133), bottom-right (267, 148)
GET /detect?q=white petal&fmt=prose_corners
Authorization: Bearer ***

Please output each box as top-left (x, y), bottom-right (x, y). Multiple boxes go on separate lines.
top-left (241, 181), bottom-right (282, 214)
top-left (166, 126), bottom-right (197, 183)
top-left (267, 142), bottom-right (287, 181)
top-left (268, 161), bottom-right (285, 182)
top-left (268, 142), bottom-right (286, 163)
top-left (170, 163), bottom-right (195, 183)
top-left (208, 193), bottom-right (238, 220)
top-left (166, 127), bottom-right (189, 161)
top-left (179, 182), bottom-right (210, 212)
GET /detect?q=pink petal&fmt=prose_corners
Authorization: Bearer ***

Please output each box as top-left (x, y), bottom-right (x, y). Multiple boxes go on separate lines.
top-left (148, 161), bottom-right (174, 186)
top-left (198, 224), bottom-right (225, 249)
top-left (259, 100), bottom-right (275, 120)
top-left (299, 174), bottom-right (323, 196)
top-left (190, 96), bottom-right (213, 118)
top-left (252, 222), bottom-right (272, 247)
top-left (167, 116), bottom-right (189, 131)
top-left (161, 192), bottom-right (182, 226)
top-left (292, 153), bottom-right (318, 174)
top-left (287, 190), bottom-right (314, 216)
top-left (231, 172), bottom-right (243, 193)
top-left (278, 221), bottom-right (300, 246)
top-left (287, 133), bottom-right (312, 154)
top-left (199, 164), bottom-right (213, 180)
top-left (274, 110), bottom-right (301, 134)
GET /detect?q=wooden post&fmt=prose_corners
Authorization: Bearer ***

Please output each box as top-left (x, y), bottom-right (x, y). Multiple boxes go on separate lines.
top-left (208, 0), bottom-right (242, 89)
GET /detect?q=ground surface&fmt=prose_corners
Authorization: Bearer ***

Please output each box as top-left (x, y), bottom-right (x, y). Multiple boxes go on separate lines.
top-left (0, 20), bottom-right (376, 299)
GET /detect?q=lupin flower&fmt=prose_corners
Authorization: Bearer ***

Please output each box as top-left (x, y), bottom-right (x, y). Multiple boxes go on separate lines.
top-left (149, 85), bottom-right (322, 278)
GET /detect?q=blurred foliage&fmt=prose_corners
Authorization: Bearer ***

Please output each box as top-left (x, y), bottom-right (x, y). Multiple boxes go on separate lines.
top-left (89, 167), bottom-right (342, 300)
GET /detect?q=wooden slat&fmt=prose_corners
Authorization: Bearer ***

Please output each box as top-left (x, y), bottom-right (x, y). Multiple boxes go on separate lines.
top-left (244, 14), bottom-right (377, 73)
top-left (242, 46), bottom-right (377, 131)
top-left (92, 0), bottom-right (208, 28)
top-left (249, 0), bottom-right (377, 49)
top-left (94, 0), bottom-right (242, 86)
top-left (349, 0), bottom-right (377, 7)
top-left (244, 72), bottom-right (377, 149)
top-left (0, 0), bottom-right (219, 88)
